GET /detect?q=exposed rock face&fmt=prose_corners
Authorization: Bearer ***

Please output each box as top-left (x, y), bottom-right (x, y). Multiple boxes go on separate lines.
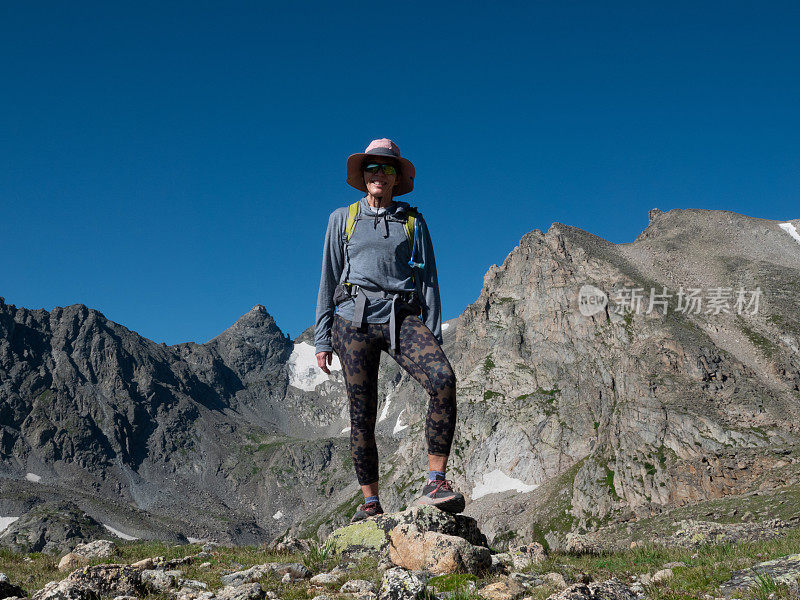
top-left (2, 208), bottom-right (800, 549)
top-left (0, 300), bottom-right (355, 548)
top-left (0, 501), bottom-right (110, 554)
top-left (405, 208), bottom-right (800, 549)
top-left (719, 553), bottom-right (800, 598)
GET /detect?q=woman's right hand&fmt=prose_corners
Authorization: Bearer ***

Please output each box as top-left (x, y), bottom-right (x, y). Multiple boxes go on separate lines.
top-left (316, 351), bottom-right (332, 374)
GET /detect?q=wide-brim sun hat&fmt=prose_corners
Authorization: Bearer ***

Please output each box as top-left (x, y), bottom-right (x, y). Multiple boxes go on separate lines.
top-left (346, 138), bottom-right (415, 196)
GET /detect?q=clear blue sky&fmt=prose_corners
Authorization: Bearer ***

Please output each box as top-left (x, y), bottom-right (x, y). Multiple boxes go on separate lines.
top-left (1, 2), bottom-right (798, 345)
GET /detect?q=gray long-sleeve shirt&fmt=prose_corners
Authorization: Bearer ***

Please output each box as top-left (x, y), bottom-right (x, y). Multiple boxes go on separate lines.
top-left (314, 196), bottom-right (442, 353)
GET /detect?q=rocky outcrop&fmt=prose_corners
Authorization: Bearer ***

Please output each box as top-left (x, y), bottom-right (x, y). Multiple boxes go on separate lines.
top-left (546, 578), bottom-right (635, 600)
top-left (0, 501), bottom-right (111, 554)
top-left (719, 553), bottom-right (800, 598)
top-left (327, 506), bottom-right (488, 564)
top-left (388, 523), bottom-right (491, 575)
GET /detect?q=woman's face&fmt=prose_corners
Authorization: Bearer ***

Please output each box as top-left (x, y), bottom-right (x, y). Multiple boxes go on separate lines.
top-left (363, 161), bottom-right (399, 197)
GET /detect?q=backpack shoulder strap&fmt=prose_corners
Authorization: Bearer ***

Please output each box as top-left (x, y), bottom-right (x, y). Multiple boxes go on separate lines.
top-left (404, 206), bottom-right (418, 250)
top-left (345, 200), bottom-right (361, 241)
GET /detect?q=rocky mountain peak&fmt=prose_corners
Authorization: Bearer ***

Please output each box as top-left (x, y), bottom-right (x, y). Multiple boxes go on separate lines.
top-left (206, 306), bottom-right (292, 384)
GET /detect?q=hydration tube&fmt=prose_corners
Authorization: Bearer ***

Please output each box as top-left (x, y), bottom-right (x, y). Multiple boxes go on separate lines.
top-left (407, 217), bottom-right (425, 269)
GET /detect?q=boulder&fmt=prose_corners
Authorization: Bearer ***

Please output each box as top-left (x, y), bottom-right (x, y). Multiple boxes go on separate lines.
top-left (58, 554), bottom-right (90, 572)
top-left (310, 573), bottom-right (340, 585)
top-left (220, 562), bottom-right (311, 587)
top-left (140, 570), bottom-right (183, 593)
top-left (478, 579), bottom-right (525, 600)
top-left (718, 553), bottom-right (800, 598)
top-left (388, 523), bottom-right (491, 575)
top-left (220, 565), bottom-right (273, 587)
top-left (72, 541), bottom-right (118, 559)
top-left (545, 578), bottom-right (634, 600)
top-left (130, 558), bottom-right (153, 569)
top-left (215, 583), bottom-right (266, 600)
top-left (378, 568), bottom-right (426, 600)
top-left (340, 580), bottom-right (377, 594)
top-left (508, 573), bottom-right (545, 590)
top-left (508, 543), bottom-right (546, 571)
top-left (267, 536), bottom-right (312, 554)
top-left (651, 569), bottom-right (673, 583)
top-left (328, 506), bottom-right (488, 561)
top-left (0, 502), bottom-right (109, 555)
top-left (31, 564), bottom-right (146, 600)
top-left (542, 573), bottom-right (567, 590)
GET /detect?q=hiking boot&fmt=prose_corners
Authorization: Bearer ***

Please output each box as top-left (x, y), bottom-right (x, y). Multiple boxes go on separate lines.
top-left (350, 500), bottom-right (384, 523)
top-left (414, 478), bottom-right (465, 514)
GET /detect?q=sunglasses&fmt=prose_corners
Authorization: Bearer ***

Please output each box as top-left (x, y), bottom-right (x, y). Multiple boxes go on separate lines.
top-left (364, 163), bottom-right (398, 175)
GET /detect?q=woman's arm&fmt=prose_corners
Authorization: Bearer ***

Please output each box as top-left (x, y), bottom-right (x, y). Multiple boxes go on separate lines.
top-left (416, 215), bottom-right (443, 345)
top-left (314, 210), bottom-right (346, 353)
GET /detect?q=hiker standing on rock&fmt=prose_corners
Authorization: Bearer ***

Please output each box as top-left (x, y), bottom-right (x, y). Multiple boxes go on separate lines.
top-left (314, 138), bottom-right (464, 522)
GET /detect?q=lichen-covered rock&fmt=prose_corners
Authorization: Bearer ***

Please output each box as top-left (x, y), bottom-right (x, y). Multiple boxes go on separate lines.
top-left (310, 573), bottom-right (340, 585)
top-left (564, 533), bottom-right (602, 556)
top-left (340, 580), bottom-right (377, 594)
top-left (31, 564), bottom-right (145, 600)
top-left (508, 543), bottom-right (546, 570)
top-left (542, 573), bottom-right (567, 590)
top-left (216, 583), bottom-right (266, 600)
top-left (545, 578), bottom-right (634, 600)
top-left (179, 580), bottom-right (208, 591)
top-left (220, 565), bottom-right (273, 587)
top-left (651, 568), bottom-right (673, 583)
top-left (718, 553), bottom-right (800, 598)
top-left (220, 562), bottom-right (311, 587)
top-left (388, 523), bottom-right (491, 575)
top-left (274, 562), bottom-right (312, 581)
top-left (378, 568), bottom-right (426, 600)
top-left (140, 569), bottom-right (183, 592)
top-left (478, 579), bottom-right (525, 600)
top-left (267, 536), bottom-right (312, 554)
top-left (329, 505), bottom-right (488, 561)
top-left (653, 519), bottom-right (793, 548)
top-left (58, 554), bottom-right (90, 572)
top-left (508, 573), bottom-right (545, 590)
top-left (72, 540), bottom-right (118, 559)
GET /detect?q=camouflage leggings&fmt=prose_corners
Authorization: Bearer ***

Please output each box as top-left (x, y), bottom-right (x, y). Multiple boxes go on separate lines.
top-left (331, 312), bottom-right (457, 486)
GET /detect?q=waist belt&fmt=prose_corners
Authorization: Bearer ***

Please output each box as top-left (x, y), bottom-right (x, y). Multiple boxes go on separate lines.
top-left (345, 284), bottom-right (416, 355)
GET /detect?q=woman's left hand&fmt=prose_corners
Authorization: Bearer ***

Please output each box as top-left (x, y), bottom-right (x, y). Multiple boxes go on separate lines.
top-left (316, 351), bottom-right (332, 374)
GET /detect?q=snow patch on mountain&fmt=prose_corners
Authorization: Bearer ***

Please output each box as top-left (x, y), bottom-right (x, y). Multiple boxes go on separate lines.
top-left (393, 409), bottom-right (409, 434)
top-left (287, 341), bottom-right (341, 391)
top-left (779, 222), bottom-right (800, 246)
top-left (103, 523), bottom-right (139, 540)
top-left (0, 516), bottom-right (19, 533)
top-left (471, 469), bottom-right (539, 499)
top-left (378, 391), bottom-right (393, 422)
top-left (187, 536), bottom-right (208, 543)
